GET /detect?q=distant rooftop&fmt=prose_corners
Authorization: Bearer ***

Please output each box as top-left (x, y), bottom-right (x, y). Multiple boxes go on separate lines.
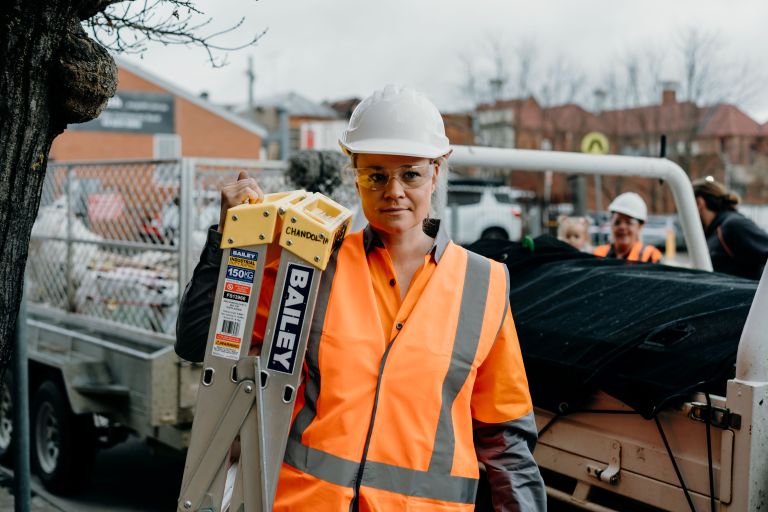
top-left (235, 92), bottom-right (339, 118)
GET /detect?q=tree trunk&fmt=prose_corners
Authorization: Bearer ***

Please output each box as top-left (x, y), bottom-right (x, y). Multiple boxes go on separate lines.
top-left (0, 1), bottom-right (116, 371)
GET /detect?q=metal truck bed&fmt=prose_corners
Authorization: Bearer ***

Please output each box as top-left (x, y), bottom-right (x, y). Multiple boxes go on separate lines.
top-left (535, 393), bottom-right (731, 511)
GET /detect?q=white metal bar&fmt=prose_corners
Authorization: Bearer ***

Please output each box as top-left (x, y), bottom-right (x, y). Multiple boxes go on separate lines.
top-left (449, 145), bottom-right (712, 271)
top-left (735, 264), bottom-right (768, 383)
top-left (726, 265), bottom-right (768, 511)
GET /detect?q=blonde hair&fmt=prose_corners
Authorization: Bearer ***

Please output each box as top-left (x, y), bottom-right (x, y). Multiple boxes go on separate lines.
top-left (557, 215), bottom-right (592, 240)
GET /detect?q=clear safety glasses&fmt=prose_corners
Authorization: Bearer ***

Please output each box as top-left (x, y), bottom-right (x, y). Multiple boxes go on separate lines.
top-left (350, 163), bottom-right (436, 191)
top-left (612, 216), bottom-right (640, 227)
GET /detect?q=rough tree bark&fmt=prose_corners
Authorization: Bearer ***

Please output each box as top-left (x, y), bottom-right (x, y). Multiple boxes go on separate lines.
top-left (0, 1), bottom-right (117, 370)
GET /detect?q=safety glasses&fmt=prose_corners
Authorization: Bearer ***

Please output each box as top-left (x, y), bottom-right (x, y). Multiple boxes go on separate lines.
top-left (612, 216), bottom-right (640, 227)
top-left (350, 163), bottom-right (435, 191)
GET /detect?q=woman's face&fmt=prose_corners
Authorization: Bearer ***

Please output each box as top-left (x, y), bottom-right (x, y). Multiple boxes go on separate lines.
top-left (354, 153), bottom-right (437, 237)
top-left (611, 212), bottom-right (641, 252)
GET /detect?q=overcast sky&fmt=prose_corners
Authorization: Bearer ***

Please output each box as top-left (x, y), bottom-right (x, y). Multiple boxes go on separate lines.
top-left (119, 0), bottom-right (768, 122)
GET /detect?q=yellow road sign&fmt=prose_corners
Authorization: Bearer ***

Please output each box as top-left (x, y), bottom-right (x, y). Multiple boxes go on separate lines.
top-left (581, 132), bottom-right (610, 155)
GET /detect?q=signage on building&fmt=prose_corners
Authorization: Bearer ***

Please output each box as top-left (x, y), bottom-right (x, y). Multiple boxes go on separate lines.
top-left (300, 121), bottom-right (347, 151)
top-left (70, 91), bottom-right (175, 134)
top-left (581, 132), bottom-right (610, 155)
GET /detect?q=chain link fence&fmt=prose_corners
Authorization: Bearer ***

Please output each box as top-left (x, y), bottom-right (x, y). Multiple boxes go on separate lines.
top-left (26, 158), bottom-right (358, 337)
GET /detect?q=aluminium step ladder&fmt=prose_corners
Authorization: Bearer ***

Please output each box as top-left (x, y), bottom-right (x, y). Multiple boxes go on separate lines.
top-left (178, 190), bottom-right (352, 512)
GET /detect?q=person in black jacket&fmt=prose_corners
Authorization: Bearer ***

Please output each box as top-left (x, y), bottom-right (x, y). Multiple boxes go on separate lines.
top-left (693, 176), bottom-right (768, 280)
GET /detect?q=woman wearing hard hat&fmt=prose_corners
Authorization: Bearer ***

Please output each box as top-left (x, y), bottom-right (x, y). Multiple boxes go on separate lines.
top-left (176, 85), bottom-right (545, 511)
top-left (593, 192), bottom-right (663, 263)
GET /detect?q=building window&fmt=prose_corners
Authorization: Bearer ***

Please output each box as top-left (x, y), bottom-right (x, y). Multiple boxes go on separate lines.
top-left (153, 134), bottom-right (182, 186)
top-left (153, 134), bottom-right (182, 159)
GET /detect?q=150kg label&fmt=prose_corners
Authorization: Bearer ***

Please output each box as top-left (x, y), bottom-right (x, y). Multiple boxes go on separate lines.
top-left (212, 248), bottom-right (259, 360)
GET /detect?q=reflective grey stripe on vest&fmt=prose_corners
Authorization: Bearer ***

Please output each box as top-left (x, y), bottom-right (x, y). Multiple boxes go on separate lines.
top-left (288, 252), bottom-right (338, 440)
top-left (362, 459), bottom-right (478, 504)
top-left (284, 438), bottom-right (478, 504)
top-left (495, 263), bottom-right (510, 341)
top-left (284, 437), bottom-right (358, 489)
top-left (428, 251), bottom-right (490, 473)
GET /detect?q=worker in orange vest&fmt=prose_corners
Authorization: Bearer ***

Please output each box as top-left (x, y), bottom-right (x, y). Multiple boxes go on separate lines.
top-left (594, 192), bottom-right (662, 263)
top-left (176, 85), bottom-right (545, 511)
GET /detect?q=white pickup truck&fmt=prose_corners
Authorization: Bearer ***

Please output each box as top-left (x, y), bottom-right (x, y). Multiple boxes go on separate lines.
top-left (445, 179), bottom-right (530, 244)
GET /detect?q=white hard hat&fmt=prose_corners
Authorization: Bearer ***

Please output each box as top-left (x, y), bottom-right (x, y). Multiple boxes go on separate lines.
top-left (608, 192), bottom-right (647, 222)
top-left (339, 85), bottom-right (450, 159)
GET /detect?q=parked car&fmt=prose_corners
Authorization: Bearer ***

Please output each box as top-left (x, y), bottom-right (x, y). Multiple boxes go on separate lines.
top-left (445, 181), bottom-right (525, 244)
top-left (645, 214), bottom-right (688, 251)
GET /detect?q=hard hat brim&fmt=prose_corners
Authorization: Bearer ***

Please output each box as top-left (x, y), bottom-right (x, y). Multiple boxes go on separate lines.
top-left (338, 138), bottom-right (450, 159)
top-left (610, 206), bottom-right (646, 223)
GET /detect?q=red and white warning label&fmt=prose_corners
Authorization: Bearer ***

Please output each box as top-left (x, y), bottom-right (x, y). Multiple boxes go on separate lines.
top-left (211, 248), bottom-right (258, 360)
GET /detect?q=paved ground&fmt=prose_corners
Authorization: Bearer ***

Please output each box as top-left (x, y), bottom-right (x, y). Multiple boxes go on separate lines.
top-left (0, 468), bottom-right (64, 512)
top-left (0, 437), bottom-right (184, 512)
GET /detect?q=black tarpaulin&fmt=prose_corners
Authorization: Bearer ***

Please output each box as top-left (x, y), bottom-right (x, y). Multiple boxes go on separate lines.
top-left (468, 236), bottom-right (758, 418)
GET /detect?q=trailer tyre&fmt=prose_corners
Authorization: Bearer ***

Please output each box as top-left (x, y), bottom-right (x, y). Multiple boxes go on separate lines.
top-left (31, 381), bottom-right (96, 494)
top-left (481, 227), bottom-right (508, 240)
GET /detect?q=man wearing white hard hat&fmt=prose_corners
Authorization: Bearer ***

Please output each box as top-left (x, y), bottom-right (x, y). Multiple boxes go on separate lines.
top-left (594, 192), bottom-right (662, 263)
top-left (176, 85), bottom-right (545, 511)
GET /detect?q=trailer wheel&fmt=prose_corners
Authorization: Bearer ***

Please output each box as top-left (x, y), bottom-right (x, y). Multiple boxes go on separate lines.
top-left (0, 375), bottom-right (13, 464)
top-left (31, 381), bottom-right (96, 494)
top-left (481, 227), bottom-right (508, 240)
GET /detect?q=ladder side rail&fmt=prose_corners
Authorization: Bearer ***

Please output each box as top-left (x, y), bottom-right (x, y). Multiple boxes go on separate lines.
top-left (178, 244), bottom-right (269, 512)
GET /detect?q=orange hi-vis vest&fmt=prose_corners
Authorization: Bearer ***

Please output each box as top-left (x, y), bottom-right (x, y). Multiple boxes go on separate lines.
top-left (268, 230), bottom-right (526, 511)
top-left (594, 241), bottom-right (662, 263)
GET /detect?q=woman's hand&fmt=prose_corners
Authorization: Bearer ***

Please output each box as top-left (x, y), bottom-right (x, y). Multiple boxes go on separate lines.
top-left (218, 170), bottom-right (264, 233)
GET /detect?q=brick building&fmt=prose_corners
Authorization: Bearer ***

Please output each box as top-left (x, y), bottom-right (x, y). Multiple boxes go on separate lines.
top-left (51, 58), bottom-right (266, 161)
top-left (475, 87), bottom-right (768, 212)
top-left (233, 92), bottom-right (340, 159)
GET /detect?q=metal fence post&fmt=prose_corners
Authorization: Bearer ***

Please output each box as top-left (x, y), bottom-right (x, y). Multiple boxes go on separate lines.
top-left (178, 158), bottom-right (195, 295)
top-left (65, 166), bottom-right (75, 311)
top-left (13, 281), bottom-right (30, 512)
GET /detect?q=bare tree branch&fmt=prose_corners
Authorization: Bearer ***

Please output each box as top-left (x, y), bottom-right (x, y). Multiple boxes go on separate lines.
top-left (84, 0), bottom-right (264, 67)
top-left (515, 39), bottom-right (536, 98)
